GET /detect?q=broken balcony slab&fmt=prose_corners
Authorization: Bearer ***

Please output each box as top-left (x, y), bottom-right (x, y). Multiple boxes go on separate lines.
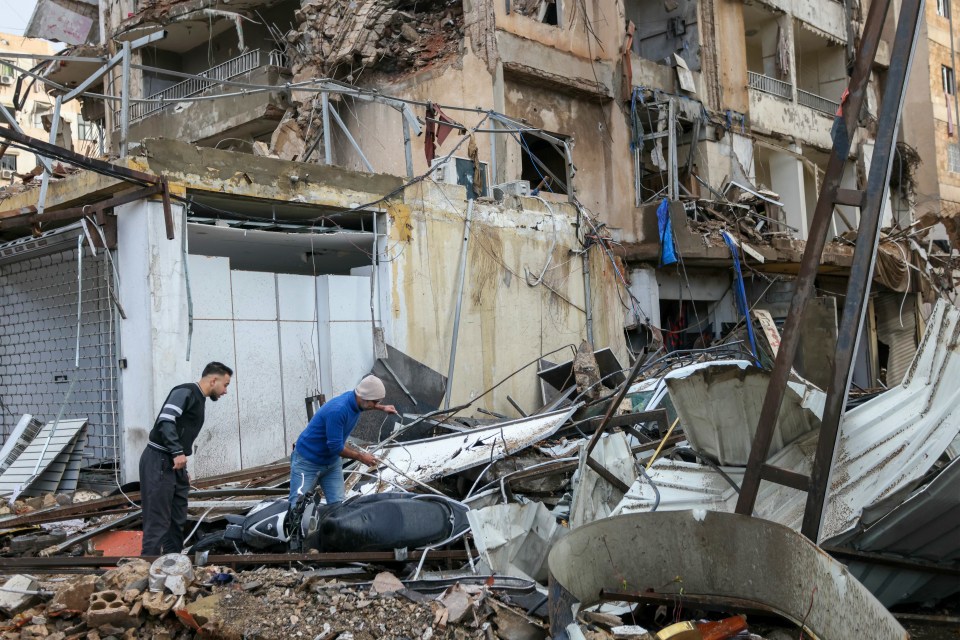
top-left (354, 405), bottom-right (579, 494)
top-left (547, 510), bottom-right (907, 640)
top-left (664, 362), bottom-right (825, 465)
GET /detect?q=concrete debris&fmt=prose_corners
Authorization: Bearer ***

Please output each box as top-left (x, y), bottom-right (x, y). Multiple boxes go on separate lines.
top-left (289, 0), bottom-right (464, 79)
top-left (0, 575), bottom-right (38, 617)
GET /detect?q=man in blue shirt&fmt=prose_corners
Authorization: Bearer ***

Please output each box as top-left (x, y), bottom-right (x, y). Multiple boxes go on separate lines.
top-left (289, 375), bottom-right (397, 505)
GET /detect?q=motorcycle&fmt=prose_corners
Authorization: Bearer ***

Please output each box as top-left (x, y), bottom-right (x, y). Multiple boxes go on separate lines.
top-left (191, 491), bottom-right (471, 555)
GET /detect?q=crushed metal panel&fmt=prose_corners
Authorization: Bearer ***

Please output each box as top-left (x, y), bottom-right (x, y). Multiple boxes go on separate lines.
top-left (0, 415), bottom-right (43, 474)
top-left (352, 344), bottom-right (447, 443)
top-left (25, 0), bottom-right (97, 45)
top-left (467, 501), bottom-right (566, 583)
top-left (569, 431), bottom-right (636, 528)
top-left (547, 511), bottom-right (908, 639)
top-left (0, 420), bottom-right (88, 497)
top-left (665, 363), bottom-right (824, 465)
top-left (823, 456), bottom-right (960, 606)
top-left (822, 299), bottom-right (960, 540)
top-left (356, 406), bottom-right (578, 494)
top-left (538, 348), bottom-right (624, 393)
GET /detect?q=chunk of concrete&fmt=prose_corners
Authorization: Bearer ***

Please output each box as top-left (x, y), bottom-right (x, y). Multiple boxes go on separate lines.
top-left (100, 558), bottom-right (151, 592)
top-left (371, 571), bottom-right (404, 595)
top-left (0, 574), bottom-right (39, 616)
top-left (49, 574), bottom-right (98, 612)
top-left (142, 591), bottom-right (178, 617)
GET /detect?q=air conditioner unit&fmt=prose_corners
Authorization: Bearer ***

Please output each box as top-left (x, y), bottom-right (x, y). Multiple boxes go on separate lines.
top-left (0, 169), bottom-right (13, 180)
top-left (430, 156), bottom-right (489, 198)
top-left (0, 75), bottom-right (12, 85)
top-left (493, 180), bottom-right (531, 199)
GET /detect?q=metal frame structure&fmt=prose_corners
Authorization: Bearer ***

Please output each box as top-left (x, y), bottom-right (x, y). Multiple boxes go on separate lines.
top-left (735, 0), bottom-right (926, 542)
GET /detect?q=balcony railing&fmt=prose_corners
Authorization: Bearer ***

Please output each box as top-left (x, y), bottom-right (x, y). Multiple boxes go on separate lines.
top-left (117, 49), bottom-right (286, 125)
top-left (748, 71), bottom-right (793, 101)
top-left (798, 89), bottom-right (840, 116)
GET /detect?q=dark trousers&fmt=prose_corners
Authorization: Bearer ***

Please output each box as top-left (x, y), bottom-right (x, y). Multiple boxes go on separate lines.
top-left (139, 446), bottom-right (190, 555)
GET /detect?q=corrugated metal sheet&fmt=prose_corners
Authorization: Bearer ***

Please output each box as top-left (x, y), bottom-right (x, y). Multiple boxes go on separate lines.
top-left (0, 415), bottom-right (42, 473)
top-left (823, 456), bottom-right (960, 606)
top-left (612, 301), bottom-right (960, 606)
top-left (874, 292), bottom-right (918, 386)
top-left (0, 420), bottom-right (88, 497)
top-left (665, 364), bottom-right (824, 465)
top-left (355, 406), bottom-right (579, 495)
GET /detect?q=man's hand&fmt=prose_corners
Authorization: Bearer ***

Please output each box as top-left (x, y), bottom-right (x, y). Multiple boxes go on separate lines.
top-left (172, 454), bottom-right (188, 470)
top-left (375, 403), bottom-right (398, 415)
top-left (358, 451), bottom-right (379, 467)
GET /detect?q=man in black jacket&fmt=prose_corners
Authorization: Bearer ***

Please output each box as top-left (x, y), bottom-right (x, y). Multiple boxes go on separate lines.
top-left (139, 362), bottom-right (233, 555)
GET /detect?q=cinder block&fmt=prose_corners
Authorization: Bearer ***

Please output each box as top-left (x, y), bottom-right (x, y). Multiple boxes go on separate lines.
top-left (85, 590), bottom-right (131, 628)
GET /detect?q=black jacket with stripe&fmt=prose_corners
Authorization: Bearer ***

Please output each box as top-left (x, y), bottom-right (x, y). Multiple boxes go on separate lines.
top-left (147, 383), bottom-right (206, 457)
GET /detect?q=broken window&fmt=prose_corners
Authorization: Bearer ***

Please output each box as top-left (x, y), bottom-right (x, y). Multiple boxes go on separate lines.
top-left (625, 0), bottom-right (700, 71)
top-left (32, 102), bottom-right (51, 129)
top-left (943, 65), bottom-right (955, 95)
top-left (512, 0), bottom-right (562, 27)
top-left (938, 0), bottom-right (951, 18)
top-left (948, 143), bottom-right (960, 173)
top-left (519, 133), bottom-right (568, 195)
top-left (76, 114), bottom-right (98, 143)
top-left (0, 59), bottom-right (13, 79)
top-left (0, 154), bottom-right (16, 171)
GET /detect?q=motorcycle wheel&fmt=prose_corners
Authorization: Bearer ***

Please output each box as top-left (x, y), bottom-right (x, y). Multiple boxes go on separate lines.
top-left (192, 531), bottom-right (237, 553)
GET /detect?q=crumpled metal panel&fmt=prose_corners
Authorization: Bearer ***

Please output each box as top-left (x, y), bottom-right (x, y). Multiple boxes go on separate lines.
top-left (467, 501), bottom-right (566, 583)
top-left (825, 456), bottom-right (960, 606)
top-left (822, 300), bottom-right (960, 540)
top-left (547, 511), bottom-right (908, 640)
top-left (569, 431), bottom-right (636, 528)
top-left (611, 301), bottom-right (960, 606)
top-left (665, 364), bottom-right (824, 465)
top-left (356, 406), bottom-right (579, 494)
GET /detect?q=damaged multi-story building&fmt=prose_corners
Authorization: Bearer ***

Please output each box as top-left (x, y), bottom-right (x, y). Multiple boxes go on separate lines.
top-left (0, 0), bottom-right (954, 482)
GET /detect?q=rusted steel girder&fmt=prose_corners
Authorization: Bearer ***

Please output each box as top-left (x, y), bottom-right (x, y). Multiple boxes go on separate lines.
top-left (0, 127), bottom-right (175, 239)
top-left (735, 0), bottom-right (925, 543)
top-left (799, 0), bottom-right (926, 541)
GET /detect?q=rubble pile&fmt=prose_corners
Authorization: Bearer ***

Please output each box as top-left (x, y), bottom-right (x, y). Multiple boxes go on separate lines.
top-left (0, 562), bottom-right (541, 640)
top-left (288, 0), bottom-right (464, 80)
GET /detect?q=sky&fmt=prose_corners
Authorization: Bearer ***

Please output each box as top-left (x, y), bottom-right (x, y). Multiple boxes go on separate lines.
top-left (0, 0), bottom-right (38, 37)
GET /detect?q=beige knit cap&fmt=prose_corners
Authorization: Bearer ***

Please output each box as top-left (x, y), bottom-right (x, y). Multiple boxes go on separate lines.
top-left (355, 375), bottom-right (386, 401)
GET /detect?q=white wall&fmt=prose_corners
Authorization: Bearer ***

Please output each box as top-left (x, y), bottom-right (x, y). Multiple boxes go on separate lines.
top-left (315, 275), bottom-right (375, 400)
top-left (117, 200), bottom-right (190, 482)
top-left (770, 149), bottom-right (809, 238)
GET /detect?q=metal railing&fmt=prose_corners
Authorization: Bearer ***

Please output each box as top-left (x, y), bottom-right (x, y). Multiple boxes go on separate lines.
top-left (798, 89), bottom-right (840, 116)
top-left (118, 49), bottom-right (273, 124)
top-left (748, 71), bottom-right (793, 101)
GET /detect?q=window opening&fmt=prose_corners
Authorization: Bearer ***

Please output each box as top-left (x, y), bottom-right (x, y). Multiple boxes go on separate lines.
top-left (519, 133), bottom-right (568, 195)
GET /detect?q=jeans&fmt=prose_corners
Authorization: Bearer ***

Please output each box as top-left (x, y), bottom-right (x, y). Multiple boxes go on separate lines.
top-left (288, 449), bottom-right (345, 505)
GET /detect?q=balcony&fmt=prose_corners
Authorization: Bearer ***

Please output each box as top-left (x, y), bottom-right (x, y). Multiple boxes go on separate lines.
top-left (798, 89), bottom-right (840, 116)
top-left (115, 50), bottom-right (287, 125)
top-left (748, 71), bottom-right (793, 101)
top-left (115, 49), bottom-right (291, 149)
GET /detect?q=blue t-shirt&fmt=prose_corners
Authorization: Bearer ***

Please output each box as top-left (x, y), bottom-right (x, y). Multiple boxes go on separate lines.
top-left (294, 390), bottom-right (361, 465)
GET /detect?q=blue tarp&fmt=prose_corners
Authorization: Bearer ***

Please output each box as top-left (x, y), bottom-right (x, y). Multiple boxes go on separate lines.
top-left (657, 198), bottom-right (677, 267)
top-left (722, 232), bottom-right (760, 366)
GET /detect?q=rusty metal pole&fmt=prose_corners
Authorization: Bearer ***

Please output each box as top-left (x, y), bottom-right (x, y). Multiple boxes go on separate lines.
top-left (735, 0), bottom-right (892, 516)
top-left (801, 0), bottom-right (926, 541)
